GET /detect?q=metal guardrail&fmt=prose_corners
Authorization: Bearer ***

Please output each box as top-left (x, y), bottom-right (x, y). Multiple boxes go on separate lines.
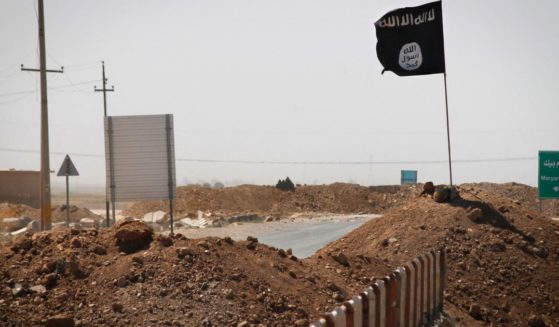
top-left (310, 250), bottom-right (446, 327)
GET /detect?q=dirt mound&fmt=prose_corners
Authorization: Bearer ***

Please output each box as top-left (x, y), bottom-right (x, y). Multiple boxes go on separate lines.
top-left (50, 205), bottom-right (103, 224)
top-left (0, 202), bottom-right (39, 220)
top-left (310, 184), bottom-right (559, 326)
top-left (463, 182), bottom-right (559, 217)
top-left (123, 183), bottom-right (417, 219)
top-left (0, 221), bottom-right (397, 326)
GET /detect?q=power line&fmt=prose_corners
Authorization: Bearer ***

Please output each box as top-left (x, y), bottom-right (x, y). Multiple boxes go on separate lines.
top-left (0, 93), bottom-right (35, 105)
top-left (0, 147), bottom-right (537, 165)
top-left (0, 148), bottom-right (103, 158)
top-left (0, 64), bottom-right (19, 76)
top-left (174, 157), bottom-right (537, 165)
top-left (47, 54), bottom-right (91, 94)
top-left (0, 79), bottom-right (100, 97)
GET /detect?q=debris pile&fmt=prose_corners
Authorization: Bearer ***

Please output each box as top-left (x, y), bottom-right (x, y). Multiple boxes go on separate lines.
top-left (311, 184), bottom-right (559, 326)
top-left (1, 182), bottom-right (557, 326)
top-left (0, 220), bottom-right (392, 326)
top-left (1, 203), bottom-right (103, 239)
top-left (123, 183), bottom-right (417, 219)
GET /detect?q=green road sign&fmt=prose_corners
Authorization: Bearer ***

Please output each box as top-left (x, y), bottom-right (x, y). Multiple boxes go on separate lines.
top-left (539, 151), bottom-right (559, 199)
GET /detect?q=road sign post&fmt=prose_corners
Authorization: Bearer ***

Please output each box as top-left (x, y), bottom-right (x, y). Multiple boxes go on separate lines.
top-left (57, 155), bottom-right (79, 227)
top-left (538, 151), bottom-right (559, 203)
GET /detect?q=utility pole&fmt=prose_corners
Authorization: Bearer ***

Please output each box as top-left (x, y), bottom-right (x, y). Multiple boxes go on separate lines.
top-left (21, 0), bottom-right (63, 231)
top-left (94, 61), bottom-right (114, 227)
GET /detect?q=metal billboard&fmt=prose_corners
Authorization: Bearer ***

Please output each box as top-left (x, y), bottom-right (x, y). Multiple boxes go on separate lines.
top-left (401, 170), bottom-right (418, 185)
top-left (104, 114), bottom-right (176, 202)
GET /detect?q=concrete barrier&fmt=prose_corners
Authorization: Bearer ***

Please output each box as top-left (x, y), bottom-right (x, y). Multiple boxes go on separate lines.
top-left (411, 257), bottom-right (421, 326)
top-left (331, 306), bottom-right (347, 326)
top-left (310, 317), bottom-right (328, 327)
top-left (433, 251), bottom-right (442, 311)
top-left (418, 255), bottom-right (427, 324)
top-left (384, 275), bottom-right (397, 326)
top-left (343, 295), bottom-right (363, 327)
top-left (426, 253), bottom-right (433, 317)
top-left (363, 286), bottom-right (376, 326)
top-left (310, 316), bottom-right (329, 327)
top-left (394, 267), bottom-right (406, 326)
top-left (310, 250), bottom-right (446, 327)
top-left (439, 251), bottom-right (446, 312)
top-left (373, 279), bottom-right (386, 327)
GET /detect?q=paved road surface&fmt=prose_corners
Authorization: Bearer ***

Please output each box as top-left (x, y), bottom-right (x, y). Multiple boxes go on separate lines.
top-left (259, 215), bottom-right (380, 258)
top-left (157, 214), bottom-right (380, 258)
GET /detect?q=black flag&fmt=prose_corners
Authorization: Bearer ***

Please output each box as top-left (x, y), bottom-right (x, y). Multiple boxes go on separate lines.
top-left (375, 1), bottom-right (445, 76)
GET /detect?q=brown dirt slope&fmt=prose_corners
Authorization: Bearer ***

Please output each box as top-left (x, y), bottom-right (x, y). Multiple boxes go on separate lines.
top-left (310, 184), bottom-right (559, 326)
top-left (0, 221), bottom-right (394, 326)
top-left (123, 183), bottom-right (417, 218)
top-left (462, 182), bottom-right (559, 217)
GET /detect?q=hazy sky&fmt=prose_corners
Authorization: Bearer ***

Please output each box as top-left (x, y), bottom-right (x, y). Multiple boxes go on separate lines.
top-left (1, 0), bottom-right (558, 190)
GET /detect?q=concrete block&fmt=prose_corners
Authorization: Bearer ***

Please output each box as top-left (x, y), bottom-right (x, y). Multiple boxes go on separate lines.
top-left (143, 211), bottom-right (168, 224)
top-left (80, 218), bottom-right (97, 228)
top-left (2, 217), bottom-right (31, 232)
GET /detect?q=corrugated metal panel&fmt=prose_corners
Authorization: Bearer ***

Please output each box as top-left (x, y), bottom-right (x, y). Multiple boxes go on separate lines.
top-left (104, 114), bottom-right (176, 201)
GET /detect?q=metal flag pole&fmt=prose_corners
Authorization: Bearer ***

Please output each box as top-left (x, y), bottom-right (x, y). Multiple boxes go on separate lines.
top-left (440, 0), bottom-right (453, 186)
top-left (443, 73), bottom-right (453, 186)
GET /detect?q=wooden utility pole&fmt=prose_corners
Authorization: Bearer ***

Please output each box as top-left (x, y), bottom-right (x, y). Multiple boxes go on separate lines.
top-left (94, 61), bottom-right (114, 227)
top-left (21, 0), bottom-right (63, 231)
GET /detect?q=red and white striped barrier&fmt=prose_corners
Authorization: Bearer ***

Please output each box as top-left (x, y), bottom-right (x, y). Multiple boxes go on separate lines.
top-left (310, 250), bottom-right (446, 327)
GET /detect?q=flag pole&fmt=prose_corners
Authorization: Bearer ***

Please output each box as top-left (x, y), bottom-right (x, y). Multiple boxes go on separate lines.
top-left (443, 73), bottom-right (453, 186)
top-left (440, 0), bottom-right (453, 186)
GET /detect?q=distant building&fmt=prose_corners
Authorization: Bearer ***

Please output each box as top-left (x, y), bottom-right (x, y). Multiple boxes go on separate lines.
top-left (0, 170), bottom-right (40, 208)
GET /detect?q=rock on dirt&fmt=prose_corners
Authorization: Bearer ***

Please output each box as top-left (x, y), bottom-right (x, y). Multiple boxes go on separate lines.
top-left (331, 252), bottom-right (350, 267)
top-left (113, 220), bottom-right (153, 253)
top-left (11, 283), bottom-right (23, 296)
top-left (468, 303), bottom-right (483, 320)
top-left (466, 207), bottom-right (483, 221)
top-left (422, 181), bottom-right (436, 195)
top-left (45, 314), bottom-right (75, 327)
top-left (29, 285), bottom-right (46, 294)
top-left (527, 315), bottom-right (549, 327)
